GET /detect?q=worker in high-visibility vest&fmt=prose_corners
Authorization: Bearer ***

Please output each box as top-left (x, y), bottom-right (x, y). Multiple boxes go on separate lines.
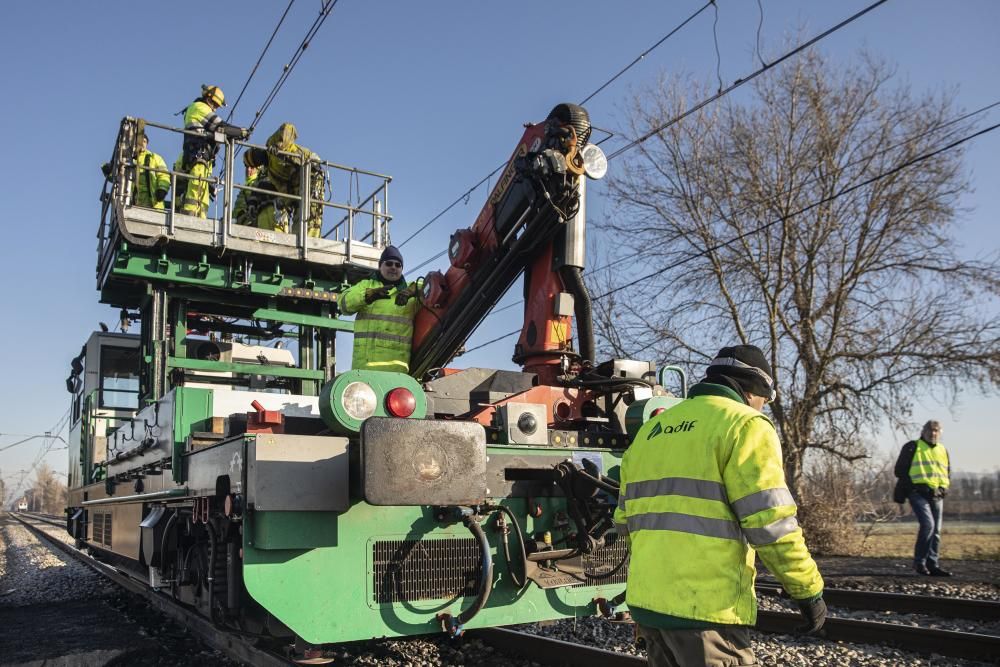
top-left (133, 133), bottom-right (170, 209)
top-left (615, 345), bottom-right (825, 666)
top-left (233, 162), bottom-right (260, 227)
top-left (894, 420), bottom-right (951, 576)
top-left (339, 246), bottom-right (422, 373)
top-left (173, 84), bottom-right (249, 218)
top-left (243, 122), bottom-right (326, 237)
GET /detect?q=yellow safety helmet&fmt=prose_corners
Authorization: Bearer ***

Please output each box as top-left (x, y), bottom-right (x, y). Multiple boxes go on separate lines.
top-left (201, 84), bottom-right (226, 107)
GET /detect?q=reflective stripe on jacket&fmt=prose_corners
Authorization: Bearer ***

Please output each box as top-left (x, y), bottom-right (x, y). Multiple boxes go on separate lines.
top-left (184, 100), bottom-right (222, 131)
top-left (340, 276), bottom-right (421, 373)
top-left (908, 439), bottom-right (950, 489)
top-left (614, 382), bottom-right (823, 626)
top-left (135, 149), bottom-right (170, 209)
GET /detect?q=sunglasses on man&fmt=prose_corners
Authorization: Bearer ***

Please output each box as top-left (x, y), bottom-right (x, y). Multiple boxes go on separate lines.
top-left (382, 260), bottom-right (402, 268)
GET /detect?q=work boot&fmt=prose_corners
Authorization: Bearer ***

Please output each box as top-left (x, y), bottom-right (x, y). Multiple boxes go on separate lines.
top-left (928, 566), bottom-right (953, 577)
top-left (914, 564), bottom-right (931, 575)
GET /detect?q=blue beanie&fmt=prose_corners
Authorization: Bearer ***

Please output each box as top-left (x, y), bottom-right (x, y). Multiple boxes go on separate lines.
top-left (379, 245), bottom-right (404, 266)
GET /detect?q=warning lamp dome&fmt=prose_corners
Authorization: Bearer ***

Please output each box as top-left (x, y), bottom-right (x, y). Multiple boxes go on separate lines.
top-left (385, 387), bottom-right (416, 418)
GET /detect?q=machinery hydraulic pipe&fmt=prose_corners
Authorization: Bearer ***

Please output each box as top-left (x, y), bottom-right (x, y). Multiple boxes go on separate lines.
top-left (456, 514), bottom-right (494, 628)
top-left (560, 265), bottom-right (595, 365)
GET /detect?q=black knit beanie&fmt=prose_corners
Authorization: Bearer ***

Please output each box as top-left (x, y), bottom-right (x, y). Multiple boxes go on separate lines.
top-left (379, 245), bottom-right (404, 266)
top-left (704, 345), bottom-right (775, 399)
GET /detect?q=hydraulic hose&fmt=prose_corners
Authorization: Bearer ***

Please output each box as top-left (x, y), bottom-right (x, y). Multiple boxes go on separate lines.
top-left (560, 266), bottom-right (595, 364)
top-left (159, 510), bottom-right (178, 570)
top-left (497, 505), bottom-right (527, 590)
top-left (455, 514), bottom-right (494, 628)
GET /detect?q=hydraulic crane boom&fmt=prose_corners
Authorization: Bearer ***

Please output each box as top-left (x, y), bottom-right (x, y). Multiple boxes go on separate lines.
top-left (411, 104), bottom-right (607, 381)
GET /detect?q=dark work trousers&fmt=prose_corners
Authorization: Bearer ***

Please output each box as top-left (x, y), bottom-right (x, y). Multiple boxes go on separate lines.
top-left (908, 490), bottom-right (944, 568)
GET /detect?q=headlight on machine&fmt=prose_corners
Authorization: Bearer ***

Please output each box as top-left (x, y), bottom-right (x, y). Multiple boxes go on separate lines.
top-left (319, 370), bottom-right (427, 434)
top-left (341, 381), bottom-right (378, 420)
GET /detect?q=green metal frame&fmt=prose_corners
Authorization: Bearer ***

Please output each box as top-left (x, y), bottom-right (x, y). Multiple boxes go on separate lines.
top-left (100, 244), bottom-right (354, 404)
top-left (242, 446), bottom-right (626, 644)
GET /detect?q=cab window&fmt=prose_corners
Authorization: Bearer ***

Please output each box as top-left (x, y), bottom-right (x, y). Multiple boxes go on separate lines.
top-left (99, 346), bottom-right (140, 409)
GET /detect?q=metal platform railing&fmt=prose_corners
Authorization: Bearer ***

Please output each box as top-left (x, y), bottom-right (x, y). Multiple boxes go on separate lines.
top-left (97, 117), bottom-right (393, 286)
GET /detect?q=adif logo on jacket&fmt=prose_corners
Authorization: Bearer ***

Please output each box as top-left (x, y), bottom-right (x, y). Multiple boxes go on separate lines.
top-left (646, 420), bottom-right (697, 439)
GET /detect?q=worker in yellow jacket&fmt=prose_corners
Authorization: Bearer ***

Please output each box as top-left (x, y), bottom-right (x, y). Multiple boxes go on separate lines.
top-left (894, 420), bottom-right (951, 576)
top-left (133, 133), bottom-right (170, 209)
top-left (243, 123), bottom-right (326, 237)
top-left (174, 84), bottom-right (249, 218)
top-left (101, 131), bottom-right (170, 209)
top-left (615, 345), bottom-right (825, 666)
top-left (339, 246), bottom-right (422, 373)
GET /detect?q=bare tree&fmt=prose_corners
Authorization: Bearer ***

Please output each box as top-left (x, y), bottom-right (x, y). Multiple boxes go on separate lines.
top-left (593, 50), bottom-right (1000, 496)
top-left (33, 463), bottom-right (66, 514)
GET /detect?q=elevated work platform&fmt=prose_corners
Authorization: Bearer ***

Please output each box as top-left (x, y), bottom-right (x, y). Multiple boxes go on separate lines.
top-left (97, 117), bottom-right (393, 297)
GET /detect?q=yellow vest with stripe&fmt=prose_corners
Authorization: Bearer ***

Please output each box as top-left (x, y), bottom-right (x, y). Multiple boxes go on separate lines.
top-left (135, 149), bottom-right (170, 209)
top-left (340, 276), bottom-right (421, 373)
top-left (615, 382), bottom-right (823, 626)
top-left (908, 439), bottom-right (950, 489)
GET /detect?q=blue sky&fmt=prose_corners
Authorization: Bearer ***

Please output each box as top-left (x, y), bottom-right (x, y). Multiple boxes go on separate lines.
top-left (0, 1), bottom-right (997, 499)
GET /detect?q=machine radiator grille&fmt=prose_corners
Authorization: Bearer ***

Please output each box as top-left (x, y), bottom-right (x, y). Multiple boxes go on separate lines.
top-left (92, 512), bottom-right (104, 544)
top-left (104, 513), bottom-right (112, 546)
top-left (581, 539), bottom-right (629, 584)
top-left (372, 538), bottom-right (481, 604)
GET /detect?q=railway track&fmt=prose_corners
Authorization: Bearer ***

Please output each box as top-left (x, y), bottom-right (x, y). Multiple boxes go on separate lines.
top-left (10, 512), bottom-right (999, 664)
top-left (758, 582), bottom-right (1000, 621)
top-left (754, 609), bottom-right (1000, 662)
top-left (6, 513), bottom-right (644, 666)
top-left (10, 512), bottom-right (292, 666)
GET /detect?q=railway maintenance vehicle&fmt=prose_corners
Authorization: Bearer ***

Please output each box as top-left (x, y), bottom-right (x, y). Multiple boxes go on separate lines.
top-left (64, 104), bottom-right (681, 659)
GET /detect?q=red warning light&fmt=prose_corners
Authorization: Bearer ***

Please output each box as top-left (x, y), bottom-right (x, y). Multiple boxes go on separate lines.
top-left (385, 387), bottom-right (416, 418)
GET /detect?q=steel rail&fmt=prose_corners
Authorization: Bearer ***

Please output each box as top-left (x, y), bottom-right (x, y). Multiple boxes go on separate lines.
top-left (472, 628), bottom-right (646, 666)
top-left (10, 513), bottom-right (292, 667)
top-left (755, 610), bottom-right (1000, 662)
top-left (757, 583), bottom-right (1000, 621)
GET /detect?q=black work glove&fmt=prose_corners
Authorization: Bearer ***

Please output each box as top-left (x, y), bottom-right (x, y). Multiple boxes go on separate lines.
top-left (394, 285), bottom-right (418, 306)
top-left (937, 487), bottom-right (948, 499)
top-left (101, 162), bottom-right (112, 177)
top-left (155, 188), bottom-right (168, 203)
top-left (795, 596), bottom-right (827, 635)
top-left (364, 286), bottom-right (391, 304)
top-left (209, 183), bottom-right (217, 202)
top-left (222, 125), bottom-right (251, 140)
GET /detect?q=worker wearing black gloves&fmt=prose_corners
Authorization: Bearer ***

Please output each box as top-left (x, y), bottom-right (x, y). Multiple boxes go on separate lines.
top-left (339, 245), bottom-right (423, 373)
top-left (173, 84), bottom-right (250, 218)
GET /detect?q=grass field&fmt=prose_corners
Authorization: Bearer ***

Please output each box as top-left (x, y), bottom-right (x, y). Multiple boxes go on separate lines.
top-left (853, 521), bottom-right (1000, 560)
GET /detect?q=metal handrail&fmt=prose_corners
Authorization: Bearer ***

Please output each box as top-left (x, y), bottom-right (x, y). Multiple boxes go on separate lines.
top-left (99, 116), bottom-right (392, 269)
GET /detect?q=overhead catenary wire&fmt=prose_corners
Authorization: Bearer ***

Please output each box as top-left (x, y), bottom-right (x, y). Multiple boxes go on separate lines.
top-left (579, 0), bottom-right (714, 106)
top-left (594, 121), bottom-right (1000, 301)
top-left (607, 0), bottom-right (891, 161)
top-left (3, 407), bottom-right (71, 505)
top-left (459, 121), bottom-right (1000, 355)
top-left (454, 0), bottom-right (920, 332)
top-left (586, 98), bottom-right (1000, 275)
top-left (226, 0), bottom-right (297, 121)
top-left (408, 0), bottom-right (889, 272)
top-left (397, 163), bottom-right (506, 249)
top-left (425, 0), bottom-right (896, 356)
top-left (400, 2), bottom-right (712, 252)
top-left (247, 0), bottom-right (340, 134)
